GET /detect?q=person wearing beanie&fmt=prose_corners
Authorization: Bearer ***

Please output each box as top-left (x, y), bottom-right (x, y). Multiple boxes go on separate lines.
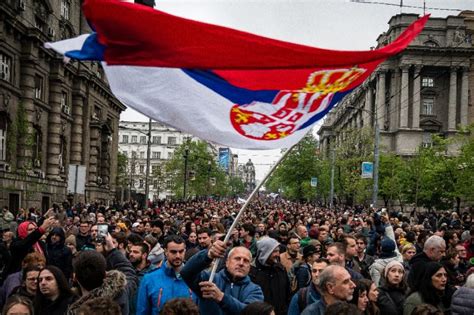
top-left (249, 237), bottom-right (291, 315)
top-left (369, 237), bottom-right (403, 287)
top-left (377, 260), bottom-right (407, 315)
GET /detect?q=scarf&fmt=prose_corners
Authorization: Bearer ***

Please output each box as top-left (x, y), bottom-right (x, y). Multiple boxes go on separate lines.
top-left (17, 221), bottom-right (44, 255)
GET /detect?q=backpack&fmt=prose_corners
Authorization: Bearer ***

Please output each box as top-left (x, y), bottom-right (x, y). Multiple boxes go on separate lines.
top-left (297, 286), bottom-right (309, 312)
top-left (288, 261), bottom-right (301, 293)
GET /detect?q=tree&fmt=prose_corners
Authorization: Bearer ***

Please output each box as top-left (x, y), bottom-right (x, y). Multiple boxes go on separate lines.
top-left (334, 127), bottom-right (373, 206)
top-left (151, 162), bottom-right (167, 198)
top-left (228, 176), bottom-right (245, 196)
top-left (116, 152), bottom-right (128, 187)
top-left (379, 153), bottom-right (409, 209)
top-left (165, 140), bottom-right (227, 199)
top-left (266, 134), bottom-right (321, 201)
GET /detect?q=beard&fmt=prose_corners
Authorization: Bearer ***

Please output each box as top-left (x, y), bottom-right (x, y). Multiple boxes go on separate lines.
top-left (131, 257), bottom-right (142, 268)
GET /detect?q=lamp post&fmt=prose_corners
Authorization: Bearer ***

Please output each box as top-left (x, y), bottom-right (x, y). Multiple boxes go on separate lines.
top-left (183, 142), bottom-right (189, 200)
top-left (144, 118), bottom-right (152, 205)
top-left (347, 105), bottom-right (380, 207)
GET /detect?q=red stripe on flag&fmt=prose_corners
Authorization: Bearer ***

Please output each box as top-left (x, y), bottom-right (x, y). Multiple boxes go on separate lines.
top-left (83, 0), bottom-right (429, 70)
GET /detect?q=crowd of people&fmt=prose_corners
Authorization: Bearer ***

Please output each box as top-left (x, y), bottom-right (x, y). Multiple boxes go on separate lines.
top-left (0, 197), bottom-right (473, 315)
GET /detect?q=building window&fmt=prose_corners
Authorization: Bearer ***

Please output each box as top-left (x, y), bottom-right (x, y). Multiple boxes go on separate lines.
top-left (140, 136), bottom-right (146, 144)
top-left (422, 97), bottom-right (434, 115)
top-left (131, 151), bottom-right (137, 158)
top-left (152, 136), bottom-right (161, 144)
top-left (0, 114), bottom-right (6, 161)
top-left (139, 165), bottom-right (145, 173)
top-left (422, 132), bottom-right (432, 148)
top-left (139, 151), bottom-right (145, 159)
top-left (422, 77), bottom-right (434, 88)
top-left (61, 91), bottom-right (70, 114)
top-left (167, 137), bottom-right (177, 145)
top-left (122, 151), bottom-right (128, 157)
top-left (122, 135), bottom-right (128, 143)
top-left (131, 135), bottom-right (138, 143)
top-left (167, 152), bottom-right (173, 159)
top-left (139, 179), bottom-right (144, 188)
top-left (34, 75), bottom-right (43, 99)
top-left (0, 53), bottom-right (12, 82)
top-left (152, 151), bottom-right (161, 159)
top-left (60, 0), bottom-right (70, 20)
top-left (34, 17), bottom-right (45, 33)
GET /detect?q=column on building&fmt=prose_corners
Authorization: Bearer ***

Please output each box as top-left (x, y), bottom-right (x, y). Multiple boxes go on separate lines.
top-left (88, 125), bottom-right (100, 185)
top-left (460, 67), bottom-right (469, 126)
top-left (364, 83), bottom-right (373, 127)
top-left (17, 62), bottom-right (36, 169)
top-left (448, 67), bottom-right (458, 130)
top-left (376, 71), bottom-right (385, 128)
top-left (399, 65), bottom-right (410, 128)
top-left (412, 65), bottom-right (422, 129)
top-left (70, 85), bottom-right (84, 164)
top-left (46, 80), bottom-right (63, 179)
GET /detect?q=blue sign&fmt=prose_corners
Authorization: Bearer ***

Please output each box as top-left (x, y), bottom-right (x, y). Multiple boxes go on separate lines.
top-left (218, 148), bottom-right (230, 173)
top-left (361, 162), bottom-right (373, 179)
top-left (311, 177), bottom-right (318, 187)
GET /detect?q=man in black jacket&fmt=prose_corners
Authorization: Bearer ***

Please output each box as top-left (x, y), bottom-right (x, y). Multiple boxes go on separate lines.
top-left (45, 227), bottom-right (73, 279)
top-left (67, 233), bottom-right (138, 315)
top-left (249, 237), bottom-right (291, 315)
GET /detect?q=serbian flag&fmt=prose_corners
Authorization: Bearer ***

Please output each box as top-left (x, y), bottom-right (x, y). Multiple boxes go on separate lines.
top-left (46, 0), bottom-right (428, 149)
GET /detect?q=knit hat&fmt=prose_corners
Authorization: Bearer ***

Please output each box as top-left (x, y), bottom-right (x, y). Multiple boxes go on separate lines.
top-left (380, 238), bottom-right (396, 258)
top-left (303, 244), bottom-right (317, 259)
top-left (65, 235), bottom-right (76, 247)
top-left (384, 260), bottom-right (404, 278)
top-left (461, 230), bottom-right (470, 242)
top-left (401, 243), bottom-right (415, 254)
top-left (148, 243), bottom-right (165, 265)
top-left (256, 237), bottom-right (280, 265)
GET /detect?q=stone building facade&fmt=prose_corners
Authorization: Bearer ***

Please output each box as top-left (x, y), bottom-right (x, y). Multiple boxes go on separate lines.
top-left (237, 159), bottom-right (256, 192)
top-left (319, 13), bottom-right (473, 157)
top-left (0, 0), bottom-right (125, 211)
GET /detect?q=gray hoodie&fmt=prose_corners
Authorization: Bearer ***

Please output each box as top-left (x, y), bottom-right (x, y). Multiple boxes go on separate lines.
top-left (256, 237), bottom-right (280, 266)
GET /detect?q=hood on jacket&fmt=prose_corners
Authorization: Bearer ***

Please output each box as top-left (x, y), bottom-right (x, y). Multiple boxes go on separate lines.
top-left (67, 270), bottom-right (126, 314)
top-left (256, 237), bottom-right (279, 266)
top-left (46, 227), bottom-right (66, 246)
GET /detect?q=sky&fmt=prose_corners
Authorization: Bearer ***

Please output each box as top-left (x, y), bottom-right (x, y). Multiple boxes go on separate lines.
top-left (120, 0), bottom-right (472, 180)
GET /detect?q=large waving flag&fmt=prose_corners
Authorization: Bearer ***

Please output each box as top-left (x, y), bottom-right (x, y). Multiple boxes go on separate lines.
top-left (46, 0), bottom-right (428, 149)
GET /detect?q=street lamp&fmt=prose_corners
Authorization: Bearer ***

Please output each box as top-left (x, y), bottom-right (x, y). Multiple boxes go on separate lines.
top-left (347, 105), bottom-right (380, 207)
top-left (183, 140), bottom-right (189, 200)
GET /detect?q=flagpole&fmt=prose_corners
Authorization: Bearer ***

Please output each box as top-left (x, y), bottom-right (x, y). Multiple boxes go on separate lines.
top-left (208, 131), bottom-right (308, 282)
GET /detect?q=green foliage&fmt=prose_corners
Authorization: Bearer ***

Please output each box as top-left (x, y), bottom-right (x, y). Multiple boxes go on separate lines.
top-left (228, 176), bottom-right (245, 196)
top-left (116, 152), bottom-right (128, 186)
top-left (164, 140), bottom-right (228, 199)
top-left (266, 134), bottom-right (321, 201)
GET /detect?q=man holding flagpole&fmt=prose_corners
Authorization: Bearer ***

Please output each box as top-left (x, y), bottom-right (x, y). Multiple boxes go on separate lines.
top-left (181, 240), bottom-right (264, 315)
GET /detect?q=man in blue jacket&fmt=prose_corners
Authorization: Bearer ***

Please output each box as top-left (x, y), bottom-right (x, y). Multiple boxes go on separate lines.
top-left (181, 239), bottom-right (264, 315)
top-left (136, 235), bottom-right (195, 315)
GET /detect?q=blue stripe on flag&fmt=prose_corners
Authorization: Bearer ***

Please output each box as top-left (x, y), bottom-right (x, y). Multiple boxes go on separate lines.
top-left (65, 33), bottom-right (105, 61)
top-left (182, 69), bottom-right (278, 105)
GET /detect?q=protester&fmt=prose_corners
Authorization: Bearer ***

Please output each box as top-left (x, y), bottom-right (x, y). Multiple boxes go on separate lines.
top-left (8, 265), bottom-right (41, 303)
top-left (349, 280), bottom-right (369, 313)
top-left (404, 262), bottom-right (451, 315)
top-left (280, 236), bottom-right (302, 272)
top-left (77, 297), bottom-right (122, 315)
top-left (377, 260), bottom-right (406, 315)
top-left (249, 237), bottom-right (290, 315)
top-left (240, 301), bottom-right (275, 315)
top-left (301, 265), bottom-right (356, 315)
top-left (67, 234), bottom-right (138, 315)
top-left (450, 273), bottom-right (474, 315)
top-left (34, 265), bottom-right (75, 315)
top-left (288, 258), bottom-right (328, 315)
top-left (136, 235), bottom-right (194, 315)
top-left (4, 217), bottom-right (55, 276)
top-left (181, 240), bottom-right (264, 315)
top-left (45, 227), bottom-right (73, 279)
top-left (359, 278), bottom-right (380, 315)
top-left (2, 295), bottom-right (34, 315)
top-left (160, 298), bottom-right (200, 315)
top-left (408, 236), bottom-right (446, 291)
